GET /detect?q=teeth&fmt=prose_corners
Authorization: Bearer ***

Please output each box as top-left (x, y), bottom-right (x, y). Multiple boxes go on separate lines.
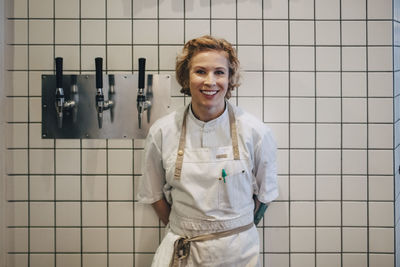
top-left (202, 91), bottom-right (217, 96)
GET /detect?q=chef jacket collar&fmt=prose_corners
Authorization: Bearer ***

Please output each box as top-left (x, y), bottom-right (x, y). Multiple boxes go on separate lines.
top-left (188, 101), bottom-right (229, 129)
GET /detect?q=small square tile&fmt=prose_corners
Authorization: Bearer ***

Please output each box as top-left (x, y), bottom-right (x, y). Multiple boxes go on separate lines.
top-left (82, 202), bottom-right (107, 226)
top-left (264, 46), bottom-right (288, 71)
top-left (29, 46), bottom-right (53, 70)
top-left (81, 20), bottom-right (105, 44)
top-left (369, 202), bottom-right (394, 227)
top-left (134, 149), bottom-right (144, 175)
top-left (30, 202), bottom-right (54, 226)
top-left (109, 254), bottom-right (133, 267)
top-left (267, 124), bottom-right (288, 148)
top-left (8, 97), bottom-right (28, 122)
top-left (109, 228), bottom-right (133, 252)
top-left (343, 176), bottom-right (367, 201)
top-left (55, 0), bottom-right (79, 18)
top-left (159, 20), bottom-right (184, 44)
top-left (290, 72), bottom-right (314, 97)
top-left (343, 124), bottom-right (367, 148)
top-left (290, 254), bottom-right (315, 267)
top-left (343, 202), bottom-right (367, 226)
top-left (185, 20), bottom-right (210, 42)
top-left (135, 228), bottom-right (160, 252)
top-left (368, 72), bottom-right (393, 97)
top-left (264, 20), bottom-right (288, 45)
top-left (342, 98), bottom-right (367, 123)
top-left (264, 201), bottom-right (289, 226)
top-left (135, 254), bottom-right (155, 267)
top-left (108, 150), bottom-right (133, 174)
top-left (82, 228), bottom-right (107, 252)
top-left (55, 149), bottom-right (80, 174)
top-left (264, 0), bottom-right (288, 19)
top-left (133, 0), bottom-right (157, 18)
top-left (264, 254), bottom-right (289, 267)
top-left (7, 150), bottom-right (28, 174)
top-left (290, 202), bottom-right (315, 226)
top-left (107, 20), bottom-right (131, 44)
top-left (290, 98), bottom-right (314, 122)
top-left (7, 123), bottom-right (28, 148)
top-left (30, 228), bottom-right (54, 252)
top-left (342, 150), bottom-right (367, 175)
top-left (238, 72), bottom-right (262, 97)
top-left (82, 149), bottom-right (106, 174)
top-left (107, 0), bottom-right (131, 18)
top-left (264, 97), bottom-right (289, 122)
top-left (368, 0), bottom-right (392, 19)
top-left (12, 0), bottom-right (28, 18)
top-left (369, 228), bottom-right (394, 252)
top-left (7, 254), bottom-right (28, 267)
top-left (11, 46), bottom-right (28, 70)
top-left (7, 202), bottom-right (28, 226)
top-left (133, 20), bottom-right (157, 44)
top-left (211, 0), bottom-right (236, 18)
top-left (369, 176), bottom-right (393, 201)
top-left (342, 72), bottom-right (366, 97)
top-left (290, 150), bottom-right (315, 174)
top-left (264, 227), bottom-right (289, 252)
top-left (29, 0), bottom-right (53, 17)
top-left (238, 20), bottom-right (262, 45)
top-left (316, 98), bottom-right (341, 123)
top-left (82, 176), bottom-right (107, 200)
top-left (186, 0), bottom-right (210, 18)
top-left (81, 46), bottom-right (106, 70)
top-left (108, 46), bottom-right (132, 70)
top-left (134, 202), bottom-right (159, 226)
top-left (368, 21), bottom-right (392, 45)
top-left (81, 0), bottom-right (105, 18)
top-left (109, 202), bottom-right (133, 226)
top-left (237, 97), bottom-right (263, 120)
top-left (55, 46), bottom-right (80, 70)
top-left (277, 149), bottom-right (289, 174)
top-left (315, 0), bottom-right (340, 19)
top-left (108, 176), bottom-right (132, 200)
top-left (238, 0), bottom-right (262, 18)
top-left (159, 46), bottom-right (181, 71)
top-left (29, 97), bottom-right (41, 122)
top-left (342, 0), bottom-right (366, 19)
top-left (6, 176), bottom-right (28, 201)
top-left (55, 20), bottom-right (79, 44)
top-left (55, 176), bottom-right (80, 200)
top-left (342, 21), bottom-right (366, 46)
top-left (369, 150), bottom-right (393, 175)
top-left (10, 71), bottom-right (28, 96)
top-left (343, 228), bottom-right (367, 252)
top-left (370, 254), bottom-right (395, 267)
top-left (277, 175), bottom-right (289, 201)
top-left (316, 176), bottom-right (341, 200)
top-left (290, 176), bottom-right (314, 200)
top-left (290, 227), bottom-right (315, 252)
top-left (316, 254), bottom-right (341, 267)
top-left (290, 47), bottom-right (314, 71)
top-left (56, 228), bottom-right (80, 252)
top-left (56, 254), bottom-right (80, 267)
top-left (316, 21), bottom-right (340, 45)
top-left (158, 0), bottom-right (183, 18)
top-left (316, 227), bottom-right (341, 252)
top-left (56, 202), bottom-right (80, 226)
top-left (316, 124), bottom-right (341, 148)
top-left (30, 176), bottom-right (54, 200)
top-left (29, 149), bottom-right (54, 174)
top-left (368, 47), bottom-right (392, 71)
top-left (289, 0), bottom-right (314, 19)
top-left (7, 228), bottom-right (28, 252)
top-left (343, 253), bottom-right (367, 266)
top-left (211, 20), bottom-right (236, 45)
top-left (30, 254), bottom-right (54, 267)
top-left (316, 150), bottom-right (341, 174)
top-left (134, 46), bottom-right (159, 70)
top-left (342, 47), bottom-right (366, 71)
top-left (290, 21), bottom-right (314, 45)
top-left (290, 123), bottom-right (314, 148)
top-left (369, 124), bottom-right (393, 149)
top-left (29, 124), bottom-right (53, 148)
top-left (316, 47), bottom-right (340, 71)
top-left (316, 201), bottom-right (341, 226)
top-left (316, 72), bottom-right (340, 97)
top-left (11, 20), bottom-right (28, 44)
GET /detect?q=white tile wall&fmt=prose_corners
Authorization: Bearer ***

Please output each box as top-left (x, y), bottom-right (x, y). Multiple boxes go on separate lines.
top-left (3, 0), bottom-right (399, 266)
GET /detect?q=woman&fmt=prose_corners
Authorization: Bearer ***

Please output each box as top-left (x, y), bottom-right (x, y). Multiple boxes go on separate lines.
top-left (138, 36), bottom-right (278, 267)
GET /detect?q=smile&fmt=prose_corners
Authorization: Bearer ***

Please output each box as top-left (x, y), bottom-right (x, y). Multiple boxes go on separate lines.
top-left (201, 90), bottom-right (218, 96)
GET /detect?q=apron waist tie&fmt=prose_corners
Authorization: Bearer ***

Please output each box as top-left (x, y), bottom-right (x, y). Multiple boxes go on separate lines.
top-left (169, 222), bottom-right (254, 267)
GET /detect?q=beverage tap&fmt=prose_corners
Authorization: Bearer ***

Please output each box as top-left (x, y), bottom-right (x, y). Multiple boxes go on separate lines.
top-left (95, 57), bottom-right (114, 128)
top-left (55, 57), bottom-right (64, 128)
top-left (54, 58), bottom-right (78, 128)
top-left (108, 74), bottom-right (116, 122)
top-left (146, 74), bottom-right (153, 124)
top-left (137, 58), bottom-right (152, 129)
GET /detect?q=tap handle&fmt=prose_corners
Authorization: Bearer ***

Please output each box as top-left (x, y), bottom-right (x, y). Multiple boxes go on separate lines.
top-left (108, 74), bottom-right (115, 86)
top-left (138, 58), bottom-right (146, 89)
top-left (55, 57), bottom-right (63, 88)
top-left (95, 57), bottom-right (103, 89)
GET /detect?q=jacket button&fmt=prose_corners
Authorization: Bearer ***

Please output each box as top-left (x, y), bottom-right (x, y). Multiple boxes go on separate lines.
top-left (178, 150), bottom-right (184, 156)
top-left (218, 177), bottom-right (222, 180)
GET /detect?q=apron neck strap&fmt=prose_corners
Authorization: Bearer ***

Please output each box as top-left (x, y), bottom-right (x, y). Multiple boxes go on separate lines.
top-left (174, 102), bottom-right (240, 180)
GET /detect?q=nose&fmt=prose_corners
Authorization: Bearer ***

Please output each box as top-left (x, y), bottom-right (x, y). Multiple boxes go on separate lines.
top-left (204, 73), bottom-right (216, 86)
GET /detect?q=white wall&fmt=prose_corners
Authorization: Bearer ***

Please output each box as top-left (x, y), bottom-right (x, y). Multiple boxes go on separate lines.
top-left (3, 0), bottom-right (397, 266)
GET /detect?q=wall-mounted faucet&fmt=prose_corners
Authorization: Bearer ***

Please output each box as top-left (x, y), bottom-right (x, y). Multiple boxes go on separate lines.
top-left (95, 57), bottom-right (115, 128)
top-left (54, 57), bottom-right (78, 128)
top-left (137, 58), bottom-right (152, 129)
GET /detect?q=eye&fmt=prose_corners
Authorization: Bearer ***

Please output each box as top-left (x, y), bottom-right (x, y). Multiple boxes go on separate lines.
top-left (215, 70), bottom-right (226, 75)
top-left (195, 69), bottom-right (206, 74)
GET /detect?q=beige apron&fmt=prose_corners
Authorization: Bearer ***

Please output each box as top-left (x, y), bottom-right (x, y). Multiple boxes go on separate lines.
top-left (152, 102), bottom-right (260, 267)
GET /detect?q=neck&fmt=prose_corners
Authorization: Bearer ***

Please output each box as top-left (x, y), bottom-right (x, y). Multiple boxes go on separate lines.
top-left (191, 102), bottom-right (226, 122)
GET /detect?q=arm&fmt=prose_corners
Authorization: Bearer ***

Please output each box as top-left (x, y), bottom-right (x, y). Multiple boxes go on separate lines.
top-left (151, 198), bottom-right (171, 225)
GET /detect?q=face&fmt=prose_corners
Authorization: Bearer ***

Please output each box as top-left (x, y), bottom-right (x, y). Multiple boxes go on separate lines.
top-left (189, 50), bottom-right (229, 121)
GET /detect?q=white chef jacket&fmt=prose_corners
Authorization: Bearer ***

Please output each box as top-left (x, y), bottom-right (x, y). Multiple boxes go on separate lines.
top-left (137, 102), bottom-right (278, 210)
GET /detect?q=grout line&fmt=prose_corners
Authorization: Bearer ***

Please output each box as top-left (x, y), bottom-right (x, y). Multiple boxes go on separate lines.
top-left (365, 1), bottom-right (370, 266)
top-left (313, 1), bottom-right (317, 266)
top-left (287, 0), bottom-right (291, 265)
top-left (339, 0), bottom-right (344, 266)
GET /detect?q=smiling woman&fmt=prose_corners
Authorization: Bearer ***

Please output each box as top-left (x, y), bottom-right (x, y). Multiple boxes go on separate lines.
top-left (138, 35), bottom-right (278, 267)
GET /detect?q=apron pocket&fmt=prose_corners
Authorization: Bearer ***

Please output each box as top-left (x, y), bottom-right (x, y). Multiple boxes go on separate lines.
top-left (218, 169), bottom-right (252, 210)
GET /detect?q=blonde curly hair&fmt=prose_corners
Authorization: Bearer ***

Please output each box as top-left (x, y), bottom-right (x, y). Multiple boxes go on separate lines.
top-left (175, 35), bottom-right (240, 99)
